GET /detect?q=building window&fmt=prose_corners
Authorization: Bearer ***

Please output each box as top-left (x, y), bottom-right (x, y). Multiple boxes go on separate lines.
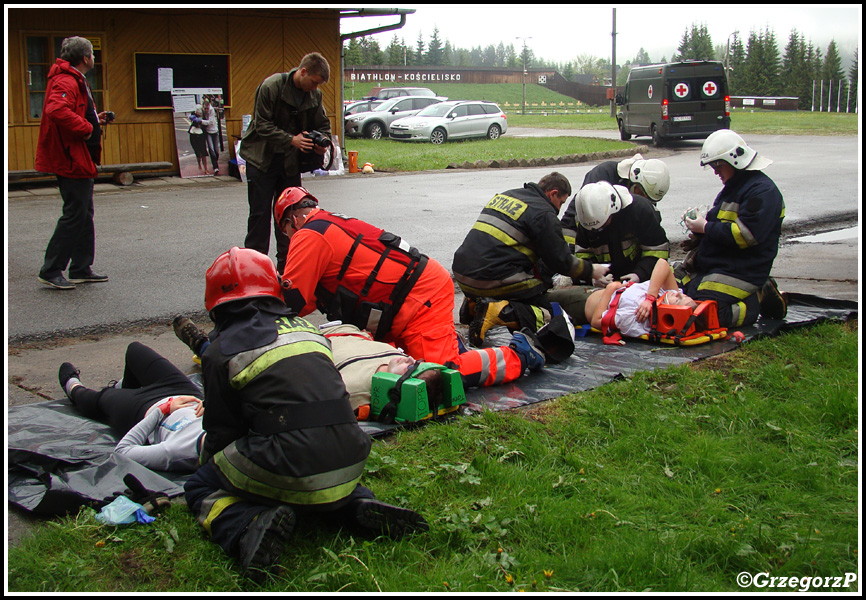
top-left (25, 34), bottom-right (104, 120)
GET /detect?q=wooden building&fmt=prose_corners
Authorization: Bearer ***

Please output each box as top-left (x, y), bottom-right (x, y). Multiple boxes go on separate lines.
top-left (7, 8), bottom-right (409, 177)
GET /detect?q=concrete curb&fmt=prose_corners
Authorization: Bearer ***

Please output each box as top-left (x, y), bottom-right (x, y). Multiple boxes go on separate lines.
top-left (445, 146), bottom-right (649, 170)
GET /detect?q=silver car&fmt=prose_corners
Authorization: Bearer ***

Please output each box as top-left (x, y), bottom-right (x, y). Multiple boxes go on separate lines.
top-left (345, 95), bottom-right (444, 140)
top-left (389, 100), bottom-right (508, 144)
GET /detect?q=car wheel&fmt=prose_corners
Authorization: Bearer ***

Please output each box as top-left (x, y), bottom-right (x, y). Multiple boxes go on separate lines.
top-left (430, 128), bottom-right (447, 145)
top-left (487, 124), bottom-right (501, 140)
top-left (651, 124), bottom-right (664, 147)
top-left (366, 122), bottom-right (384, 140)
top-left (618, 120), bottom-right (631, 141)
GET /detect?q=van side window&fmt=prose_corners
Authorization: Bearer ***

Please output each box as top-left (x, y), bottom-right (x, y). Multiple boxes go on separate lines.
top-left (467, 104), bottom-right (486, 116)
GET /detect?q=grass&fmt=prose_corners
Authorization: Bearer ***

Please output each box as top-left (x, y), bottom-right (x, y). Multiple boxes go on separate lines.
top-left (345, 136), bottom-right (633, 172)
top-left (8, 320), bottom-right (858, 593)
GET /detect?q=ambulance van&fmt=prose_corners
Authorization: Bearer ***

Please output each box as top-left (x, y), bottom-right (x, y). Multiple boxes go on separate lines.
top-left (615, 60), bottom-right (731, 146)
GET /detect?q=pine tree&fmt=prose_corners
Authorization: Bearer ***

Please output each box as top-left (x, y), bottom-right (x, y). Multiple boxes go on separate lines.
top-left (414, 32), bottom-right (425, 66)
top-left (344, 37), bottom-right (363, 66)
top-left (763, 28), bottom-right (782, 95)
top-left (426, 26), bottom-right (444, 66)
top-left (822, 40), bottom-right (845, 110)
top-left (386, 35), bottom-right (404, 66)
top-left (848, 48), bottom-right (859, 112)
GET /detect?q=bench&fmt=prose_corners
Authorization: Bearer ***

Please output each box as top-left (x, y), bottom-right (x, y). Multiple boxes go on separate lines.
top-left (8, 162), bottom-right (175, 186)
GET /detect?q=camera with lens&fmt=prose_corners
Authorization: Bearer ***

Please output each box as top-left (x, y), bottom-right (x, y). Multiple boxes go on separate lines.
top-left (105, 111), bottom-right (116, 122)
top-left (303, 130), bottom-right (330, 148)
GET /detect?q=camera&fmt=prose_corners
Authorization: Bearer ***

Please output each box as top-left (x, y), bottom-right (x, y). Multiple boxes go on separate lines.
top-left (105, 111), bottom-right (116, 122)
top-left (303, 130), bottom-right (330, 149)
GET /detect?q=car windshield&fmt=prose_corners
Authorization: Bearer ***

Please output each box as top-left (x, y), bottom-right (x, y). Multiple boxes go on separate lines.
top-left (416, 103), bottom-right (459, 117)
top-left (372, 99), bottom-right (402, 112)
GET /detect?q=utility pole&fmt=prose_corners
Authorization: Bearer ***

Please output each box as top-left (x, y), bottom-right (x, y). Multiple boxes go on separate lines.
top-left (516, 36), bottom-right (532, 115)
top-left (610, 8), bottom-right (616, 117)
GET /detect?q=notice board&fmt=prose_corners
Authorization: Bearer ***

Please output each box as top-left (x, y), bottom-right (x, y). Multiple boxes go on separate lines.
top-left (134, 52), bottom-right (231, 109)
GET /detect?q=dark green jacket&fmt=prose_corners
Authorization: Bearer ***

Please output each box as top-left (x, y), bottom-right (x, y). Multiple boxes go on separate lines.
top-left (239, 69), bottom-right (331, 175)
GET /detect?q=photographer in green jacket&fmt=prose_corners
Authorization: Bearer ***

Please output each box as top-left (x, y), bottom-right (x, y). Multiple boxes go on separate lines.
top-left (240, 52), bottom-right (332, 273)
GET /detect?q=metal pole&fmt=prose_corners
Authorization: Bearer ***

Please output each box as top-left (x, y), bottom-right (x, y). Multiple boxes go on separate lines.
top-left (610, 8), bottom-right (616, 118)
top-left (516, 36), bottom-right (531, 116)
top-left (828, 79), bottom-right (832, 112)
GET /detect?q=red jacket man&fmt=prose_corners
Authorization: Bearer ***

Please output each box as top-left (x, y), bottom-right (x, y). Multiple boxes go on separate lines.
top-left (35, 36), bottom-right (109, 290)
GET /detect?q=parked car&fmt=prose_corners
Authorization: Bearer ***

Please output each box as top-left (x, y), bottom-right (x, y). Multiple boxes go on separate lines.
top-left (389, 100), bottom-right (508, 144)
top-left (343, 99), bottom-right (385, 118)
top-left (345, 95), bottom-right (445, 140)
top-left (366, 86), bottom-right (436, 100)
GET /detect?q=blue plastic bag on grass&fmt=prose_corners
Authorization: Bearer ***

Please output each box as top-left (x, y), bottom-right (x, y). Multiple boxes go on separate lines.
top-left (95, 495), bottom-right (155, 525)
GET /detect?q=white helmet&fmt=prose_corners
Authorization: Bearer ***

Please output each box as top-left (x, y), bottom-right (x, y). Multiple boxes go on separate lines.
top-left (615, 153), bottom-right (644, 179)
top-left (700, 129), bottom-right (772, 171)
top-left (575, 182), bottom-right (633, 230)
top-left (629, 159), bottom-right (670, 202)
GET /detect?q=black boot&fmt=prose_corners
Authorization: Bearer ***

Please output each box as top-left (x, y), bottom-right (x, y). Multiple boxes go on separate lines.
top-left (352, 498), bottom-right (429, 540)
top-left (238, 505), bottom-right (296, 583)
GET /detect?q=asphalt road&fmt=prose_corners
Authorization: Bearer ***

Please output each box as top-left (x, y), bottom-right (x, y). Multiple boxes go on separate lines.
top-left (7, 130), bottom-right (858, 342)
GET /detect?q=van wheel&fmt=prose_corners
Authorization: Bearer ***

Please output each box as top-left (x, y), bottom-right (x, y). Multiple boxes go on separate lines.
top-left (430, 128), bottom-right (447, 145)
top-left (618, 120), bottom-right (631, 141)
top-left (651, 124), bottom-right (664, 147)
top-left (366, 122), bottom-right (385, 140)
top-left (487, 124), bottom-right (502, 140)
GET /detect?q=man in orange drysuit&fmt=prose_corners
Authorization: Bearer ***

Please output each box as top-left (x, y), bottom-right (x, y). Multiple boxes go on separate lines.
top-left (274, 187), bottom-right (546, 388)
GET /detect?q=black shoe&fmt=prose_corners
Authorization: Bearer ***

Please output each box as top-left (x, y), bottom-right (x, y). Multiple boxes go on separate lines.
top-left (353, 498), bottom-right (429, 540)
top-left (458, 297), bottom-right (476, 325)
top-left (38, 273), bottom-right (76, 290)
top-left (173, 316), bottom-right (209, 356)
top-left (758, 277), bottom-right (787, 320)
top-left (58, 362), bottom-right (81, 398)
top-left (238, 505), bottom-right (295, 583)
top-left (68, 270), bottom-right (109, 283)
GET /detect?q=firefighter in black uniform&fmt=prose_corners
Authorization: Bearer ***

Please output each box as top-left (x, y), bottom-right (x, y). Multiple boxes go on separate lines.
top-left (680, 129), bottom-right (786, 327)
top-left (452, 172), bottom-right (608, 347)
top-left (184, 247), bottom-right (427, 582)
top-left (568, 181), bottom-right (670, 284)
top-left (560, 154), bottom-right (670, 229)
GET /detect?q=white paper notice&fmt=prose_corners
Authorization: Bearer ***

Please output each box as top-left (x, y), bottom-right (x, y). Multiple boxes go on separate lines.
top-left (158, 68), bottom-right (174, 92)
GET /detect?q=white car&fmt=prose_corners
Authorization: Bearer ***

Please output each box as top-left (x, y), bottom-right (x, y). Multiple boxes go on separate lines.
top-left (389, 100), bottom-right (508, 144)
top-left (345, 95), bottom-right (444, 140)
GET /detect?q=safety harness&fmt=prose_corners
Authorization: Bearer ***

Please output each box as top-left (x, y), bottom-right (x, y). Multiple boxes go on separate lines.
top-left (303, 213), bottom-right (429, 341)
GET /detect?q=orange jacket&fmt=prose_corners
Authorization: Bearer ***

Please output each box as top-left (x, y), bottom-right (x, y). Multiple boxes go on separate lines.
top-left (282, 209), bottom-right (446, 341)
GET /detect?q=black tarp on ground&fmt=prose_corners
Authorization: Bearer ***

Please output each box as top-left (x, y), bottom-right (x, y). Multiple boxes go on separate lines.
top-left (7, 293), bottom-right (857, 515)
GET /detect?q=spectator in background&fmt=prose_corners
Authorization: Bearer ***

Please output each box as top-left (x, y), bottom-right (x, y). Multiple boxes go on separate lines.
top-left (36, 35), bottom-right (110, 290)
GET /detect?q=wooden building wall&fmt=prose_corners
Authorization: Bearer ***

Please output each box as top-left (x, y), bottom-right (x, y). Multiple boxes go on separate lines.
top-left (7, 8), bottom-right (341, 172)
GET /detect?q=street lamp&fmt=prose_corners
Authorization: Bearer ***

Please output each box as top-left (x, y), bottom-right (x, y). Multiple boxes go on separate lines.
top-left (724, 32), bottom-right (737, 81)
top-left (516, 36), bottom-right (532, 115)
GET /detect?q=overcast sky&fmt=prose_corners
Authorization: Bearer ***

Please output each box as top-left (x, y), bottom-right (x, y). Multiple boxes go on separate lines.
top-left (342, 4), bottom-right (861, 69)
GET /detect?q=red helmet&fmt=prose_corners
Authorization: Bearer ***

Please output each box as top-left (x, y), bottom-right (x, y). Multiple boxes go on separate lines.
top-left (205, 247), bottom-right (283, 312)
top-left (274, 186), bottom-right (319, 227)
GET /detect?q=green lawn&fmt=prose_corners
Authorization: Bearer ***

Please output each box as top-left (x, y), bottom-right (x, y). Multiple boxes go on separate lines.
top-left (8, 320), bottom-right (858, 592)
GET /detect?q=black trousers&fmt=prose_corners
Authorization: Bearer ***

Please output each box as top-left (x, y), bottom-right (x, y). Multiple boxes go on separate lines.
top-left (40, 176), bottom-right (95, 278)
top-left (185, 462), bottom-right (374, 559)
top-left (69, 342), bottom-right (203, 435)
top-left (243, 161), bottom-right (301, 274)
